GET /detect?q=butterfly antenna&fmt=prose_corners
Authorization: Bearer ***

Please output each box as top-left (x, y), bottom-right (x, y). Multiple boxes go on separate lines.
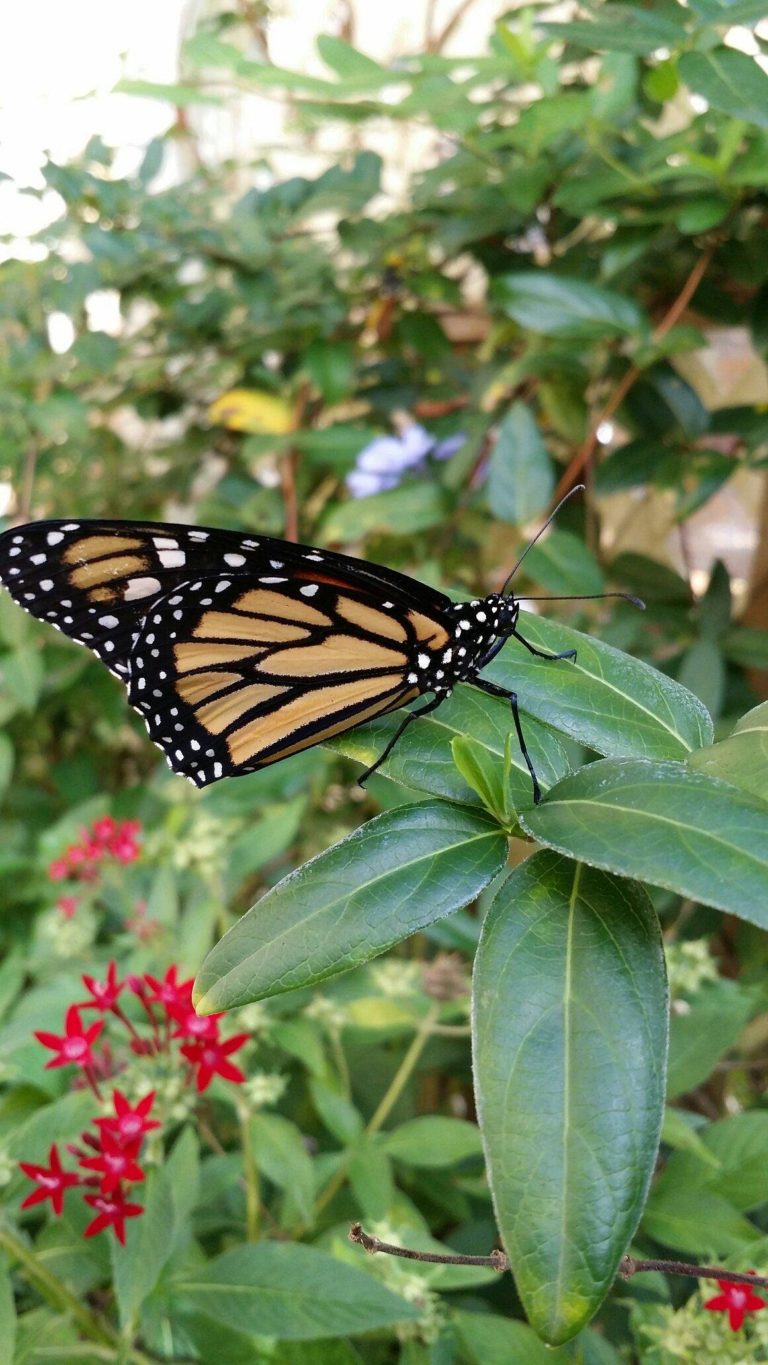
top-left (518, 592), bottom-right (646, 609)
top-left (499, 484), bottom-right (585, 596)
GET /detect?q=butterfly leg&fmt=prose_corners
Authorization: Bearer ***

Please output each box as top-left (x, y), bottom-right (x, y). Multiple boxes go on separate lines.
top-left (357, 693), bottom-right (445, 786)
top-left (512, 629), bottom-right (576, 663)
top-left (471, 678), bottom-right (542, 805)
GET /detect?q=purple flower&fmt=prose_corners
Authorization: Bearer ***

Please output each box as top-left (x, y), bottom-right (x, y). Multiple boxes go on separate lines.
top-left (346, 425), bottom-right (466, 498)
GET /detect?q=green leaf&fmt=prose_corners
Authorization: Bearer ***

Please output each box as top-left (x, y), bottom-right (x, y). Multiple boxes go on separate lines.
top-left (0, 734), bottom-right (13, 802)
top-left (317, 35), bottom-right (387, 82)
top-left (487, 612), bottom-right (713, 760)
top-left (451, 734), bottom-right (512, 823)
top-left (676, 638), bottom-right (724, 719)
top-left (194, 802), bottom-right (507, 1010)
top-left (679, 49), bottom-right (768, 130)
top-left (722, 627), bottom-right (768, 669)
top-left (642, 1186), bottom-right (761, 1256)
top-left (111, 1127), bottom-right (198, 1327)
top-left (169, 1243), bottom-right (419, 1338)
top-left (382, 1116), bottom-right (484, 1168)
top-left (486, 403), bottom-right (554, 524)
top-left (658, 1112), bottom-right (768, 1212)
top-left (1, 647), bottom-right (44, 711)
top-left (320, 483), bottom-right (448, 539)
top-left (521, 759), bottom-right (768, 928)
top-left (661, 1109), bottom-right (721, 1167)
top-left (667, 980), bottom-right (756, 1098)
top-left (0, 1257), bottom-right (15, 1364)
top-left (331, 687), bottom-right (570, 808)
top-left (473, 854), bottom-right (667, 1343)
top-left (348, 1137), bottom-right (395, 1220)
top-left (688, 701), bottom-right (768, 801)
top-left (115, 78), bottom-right (222, 106)
top-left (303, 340), bottom-right (355, 404)
top-left (493, 272), bottom-right (645, 339)
top-left (542, 9), bottom-right (684, 56)
top-left (250, 1113), bottom-right (315, 1226)
top-left (454, 1309), bottom-right (572, 1363)
top-left (523, 529), bottom-right (605, 597)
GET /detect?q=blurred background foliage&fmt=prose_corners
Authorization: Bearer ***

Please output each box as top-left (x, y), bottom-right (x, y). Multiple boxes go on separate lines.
top-left (2, 0), bottom-right (768, 1359)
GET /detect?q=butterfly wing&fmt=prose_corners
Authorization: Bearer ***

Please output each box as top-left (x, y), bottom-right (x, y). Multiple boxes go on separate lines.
top-left (0, 519), bottom-right (454, 784)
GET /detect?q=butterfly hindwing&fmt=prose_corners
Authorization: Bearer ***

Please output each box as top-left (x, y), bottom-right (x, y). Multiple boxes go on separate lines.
top-left (129, 575), bottom-right (427, 785)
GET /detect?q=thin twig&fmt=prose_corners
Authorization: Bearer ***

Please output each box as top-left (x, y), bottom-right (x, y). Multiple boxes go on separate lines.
top-left (620, 1256), bottom-right (768, 1290)
top-left (350, 1223), bottom-right (509, 1270)
top-left (552, 238), bottom-right (719, 507)
top-left (349, 1225), bottom-right (768, 1293)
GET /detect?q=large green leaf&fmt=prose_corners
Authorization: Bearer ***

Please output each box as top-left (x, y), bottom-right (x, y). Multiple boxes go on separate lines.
top-left (493, 272), bottom-right (645, 339)
top-left (473, 853), bottom-right (667, 1343)
top-left (169, 1243), bottom-right (418, 1339)
top-left (656, 1112), bottom-right (768, 1213)
top-left (679, 49), bottom-right (768, 130)
top-left (487, 612), bottom-right (712, 759)
top-left (688, 701), bottom-right (768, 802)
top-left (331, 685), bottom-right (570, 806)
top-left (486, 403), bottom-right (554, 524)
top-left (194, 801), bottom-right (506, 1011)
top-left (521, 759), bottom-right (768, 927)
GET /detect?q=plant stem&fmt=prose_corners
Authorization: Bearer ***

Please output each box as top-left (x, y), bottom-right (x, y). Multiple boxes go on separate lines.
top-left (312, 1003), bottom-right (442, 1220)
top-left (0, 1220), bottom-right (114, 1345)
top-left (240, 1113), bottom-right (261, 1241)
top-left (551, 236), bottom-right (720, 505)
top-left (366, 1002), bottom-right (441, 1137)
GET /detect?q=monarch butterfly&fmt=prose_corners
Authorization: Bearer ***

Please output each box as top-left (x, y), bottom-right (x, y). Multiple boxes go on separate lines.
top-left (0, 499), bottom-right (636, 802)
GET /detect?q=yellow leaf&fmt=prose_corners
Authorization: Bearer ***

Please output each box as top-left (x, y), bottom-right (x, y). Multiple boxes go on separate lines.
top-left (208, 389), bottom-right (295, 435)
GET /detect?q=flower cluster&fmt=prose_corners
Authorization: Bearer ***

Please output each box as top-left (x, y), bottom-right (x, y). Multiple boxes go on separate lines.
top-left (20, 1090), bottom-right (158, 1243)
top-left (48, 817), bottom-right (142, 918)
top-left (346, 423), bottom-right (465, 498)
top-left (21, 962), bottom-right (251, 1241)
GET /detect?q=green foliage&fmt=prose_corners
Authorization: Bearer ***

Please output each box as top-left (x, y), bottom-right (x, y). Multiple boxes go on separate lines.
top-left (2, 0), bottom-right (768, 1359)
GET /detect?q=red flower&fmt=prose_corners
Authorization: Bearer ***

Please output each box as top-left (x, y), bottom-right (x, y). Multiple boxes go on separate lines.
top-left (79, 1132), bottom-right (145, 1195)
top-left (20, 1143), bottom-right (80, 1215)
top-left (81, 961), bottom-right (123, 1012)
top-left (704, 1276), bottom-right (766, 1331)
top-left (95, 1090), bottom-right (160, 1144)
top-left (170, 1005), bottom-right (221, 1042)
top-left (56, 895), bottom-right (78, 918)
top-left (48, 858), bottom-right (70, 882)
top-left (91, 816), bottom-right (118, 843)
top-left (83, 1190), bottom-right (143, 1245)
top-left (144, 965), bottom-right (194, 1014)
top-left (109, 821), bottom-right (141, 864)
top-left (180, 1033), bottom-right (249, 1092)
top-left (35, 1006), bottom-right (104, 1070)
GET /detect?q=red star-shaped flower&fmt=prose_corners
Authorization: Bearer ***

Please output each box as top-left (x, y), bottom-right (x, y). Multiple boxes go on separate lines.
top-left (704, 1276), bottom-right (766, 1331)
top-left (180, 1033), bottom-right (249, 1092)
top-left (95, 1090), bottom-right (160, 1144)
top-left (35, 1006), bottom-right (104, 1070)
top-left (143, 965), bottom-right (194, 1015)
top-left (83, 1189), bottom-right (143, 1245)
top-left (20, 1143), bottom-right (80, 1215)
top-left (170, 1004), bottom-right (222, 1042)
top-left (81, 961), bottom-right (124, 1012)
top-left (79, 1132), bottom-right (145, 1195)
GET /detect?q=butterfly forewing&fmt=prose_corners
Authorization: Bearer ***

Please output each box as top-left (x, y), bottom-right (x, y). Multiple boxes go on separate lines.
top-left (0, 519), bottom-right (453, 784)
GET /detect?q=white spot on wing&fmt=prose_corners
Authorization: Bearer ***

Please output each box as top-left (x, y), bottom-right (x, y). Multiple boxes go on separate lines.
top-left (98, 615), bottom-right (119, 629)
top-left (224, 553), bottom-right (246, 567)
top-left (46, 531), bottom-right (64, 546)
top-left (158, 550), bottom-right (186, 569)
top-left (125, 576), bottom-right (162, 601)
top-left (299, 584), bottom-right (318, 597)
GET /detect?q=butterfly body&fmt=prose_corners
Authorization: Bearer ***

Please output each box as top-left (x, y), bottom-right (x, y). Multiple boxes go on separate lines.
top-left (0, 519), bottom-right (557, 799)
